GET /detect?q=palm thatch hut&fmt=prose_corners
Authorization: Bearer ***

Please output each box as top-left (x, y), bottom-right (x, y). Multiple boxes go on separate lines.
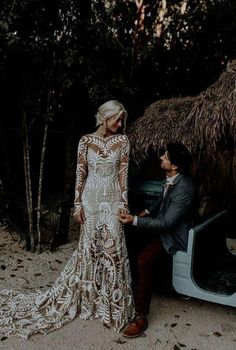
top-left (127, 59), bottom-right (236, 214)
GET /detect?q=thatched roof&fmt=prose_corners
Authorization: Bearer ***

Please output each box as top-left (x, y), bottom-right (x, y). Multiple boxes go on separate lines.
top-left (127, 59), bottom-right (236, 163)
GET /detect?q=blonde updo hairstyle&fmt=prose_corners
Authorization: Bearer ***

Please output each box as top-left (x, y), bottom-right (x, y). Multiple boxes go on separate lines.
top-left (95, 100), bottom-right (127, 133)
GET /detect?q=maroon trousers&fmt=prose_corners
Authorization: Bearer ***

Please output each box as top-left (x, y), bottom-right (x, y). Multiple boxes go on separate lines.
top-left (126, 230), bottom-right (172, 315)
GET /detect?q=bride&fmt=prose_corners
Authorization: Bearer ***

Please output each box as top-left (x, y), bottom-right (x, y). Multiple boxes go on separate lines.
top-left (0, 100), bottom-right (135, 339)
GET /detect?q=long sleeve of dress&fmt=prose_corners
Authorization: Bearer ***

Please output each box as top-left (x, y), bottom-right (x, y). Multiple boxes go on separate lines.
top-left (118, 135), bottom-right (130, 212)
top-left (74, 136), bottom-right (88, 216)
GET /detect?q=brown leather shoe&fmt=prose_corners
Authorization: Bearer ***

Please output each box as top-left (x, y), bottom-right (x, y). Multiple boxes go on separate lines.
top-left (122, 317), bottom-right (148, 338)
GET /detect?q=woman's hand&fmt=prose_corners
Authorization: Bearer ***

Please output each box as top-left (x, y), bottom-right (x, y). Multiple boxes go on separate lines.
top-left (74, 207), bottom-right (86, 224)
top-left (119, 213), bottom-right (134, 224)
top-left (118, 208), bottom-right (129, 217)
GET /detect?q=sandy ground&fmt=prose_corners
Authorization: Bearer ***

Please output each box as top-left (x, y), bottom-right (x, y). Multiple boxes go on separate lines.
top-left (0, 229), bottom-right (236, 350)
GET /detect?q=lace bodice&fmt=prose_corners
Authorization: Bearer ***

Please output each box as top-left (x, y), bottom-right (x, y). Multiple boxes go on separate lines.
top-left (74, 134), bottom-right (129, 215)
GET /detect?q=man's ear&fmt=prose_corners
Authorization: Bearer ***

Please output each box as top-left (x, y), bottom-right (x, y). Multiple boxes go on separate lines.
top-left (171, 164), bottom-right (178, 171)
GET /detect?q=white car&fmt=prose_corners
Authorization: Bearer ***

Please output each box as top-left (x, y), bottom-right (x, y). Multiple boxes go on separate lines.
top-left (129, 180), bottom-right (236, 307)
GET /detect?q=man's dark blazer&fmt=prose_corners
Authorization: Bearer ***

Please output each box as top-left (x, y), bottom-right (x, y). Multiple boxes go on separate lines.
top-left (136, 174), bottom-right (194, 254)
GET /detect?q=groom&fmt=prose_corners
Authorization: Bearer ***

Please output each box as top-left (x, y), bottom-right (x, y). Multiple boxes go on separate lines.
top-left (119, 142), bottom-right (195, 338)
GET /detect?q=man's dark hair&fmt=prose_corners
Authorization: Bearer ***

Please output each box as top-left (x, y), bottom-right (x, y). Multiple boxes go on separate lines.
top-left (165, 142), bottom-right (192, 174)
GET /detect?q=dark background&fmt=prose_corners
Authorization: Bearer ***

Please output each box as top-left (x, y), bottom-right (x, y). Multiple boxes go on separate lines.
top-left (1, 0), bottom-right (236, 246)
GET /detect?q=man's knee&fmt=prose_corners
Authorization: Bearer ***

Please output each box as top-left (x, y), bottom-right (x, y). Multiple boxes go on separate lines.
top-left (137, 252), bottom-right (157, 270)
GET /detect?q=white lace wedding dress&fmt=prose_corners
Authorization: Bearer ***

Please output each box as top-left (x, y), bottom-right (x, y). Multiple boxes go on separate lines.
top-left (0, 134), bottom-right (134, 339)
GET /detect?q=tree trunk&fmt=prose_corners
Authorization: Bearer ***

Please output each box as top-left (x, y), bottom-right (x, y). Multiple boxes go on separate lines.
top-left (36, 123), bottom-right (49, 253)
top-left (22, 110), bottom-right (35, 251)
top-left (0, 123), bottom-right (12, 190)
top-left (52, 131), bottom-right (77, 248)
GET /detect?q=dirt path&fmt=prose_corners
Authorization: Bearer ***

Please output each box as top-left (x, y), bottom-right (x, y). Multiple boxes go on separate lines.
top-left (0, 229), bottom-right (235, 350)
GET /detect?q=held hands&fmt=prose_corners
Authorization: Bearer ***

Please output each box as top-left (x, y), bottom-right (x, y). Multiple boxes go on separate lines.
top-left (119, 212), bottom-right (134, 224)
top-left (119, 208), bottom-right (148, 224)
top-left (118, 208), bottom-right (129, 217)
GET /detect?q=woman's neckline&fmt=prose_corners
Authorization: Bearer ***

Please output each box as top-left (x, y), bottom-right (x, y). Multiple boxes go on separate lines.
top-left (89, 133), bottom-right (122, 140)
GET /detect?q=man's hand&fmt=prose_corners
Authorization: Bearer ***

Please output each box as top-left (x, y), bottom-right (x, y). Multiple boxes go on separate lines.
top-left (119, 213), bottom-right (134, 224)
top-left (138, 210), bottom-right (148, 217)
